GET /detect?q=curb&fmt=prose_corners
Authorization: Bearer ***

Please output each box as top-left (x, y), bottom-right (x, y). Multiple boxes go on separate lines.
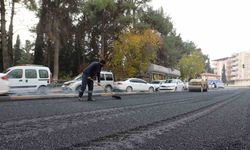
top-left (0, 92), bottom-right (154, 102)
top-left (0, 94), bottom-right (77, 102)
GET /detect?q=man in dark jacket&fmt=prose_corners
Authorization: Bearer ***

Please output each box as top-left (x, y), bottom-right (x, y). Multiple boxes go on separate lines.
top-left (78, 59), bottom-right (106, 101)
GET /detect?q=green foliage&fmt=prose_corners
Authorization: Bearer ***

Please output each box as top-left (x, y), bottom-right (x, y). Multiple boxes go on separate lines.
top-left (18, 40), bottom-right (33, 64)
top-left (13, 35), bottom-right (21, 65)
top-left (14, 0), bottom-right (212, 80)
top-left (178, 50), bottom-right (205, 80)
top-left (139, 7), bottom-right (173, 35)
top-left (138, 7), bottom-right (200, 69)
top-left (204, 55), bottom-right (213, 73)
top-left (22, 0), bottom-right (37, 11)
top-left (221, 64), bottom-right (227, 83)
top-left (111, 29), bottom-right (160, 79)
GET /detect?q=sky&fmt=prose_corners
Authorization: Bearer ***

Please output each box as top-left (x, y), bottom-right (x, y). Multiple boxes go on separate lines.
top-left (149, 0), bottom-right (250, 60)
top-left (11, 0), bottom-right (250, 61)
top-left (11, 5), bottom-right (38, 44)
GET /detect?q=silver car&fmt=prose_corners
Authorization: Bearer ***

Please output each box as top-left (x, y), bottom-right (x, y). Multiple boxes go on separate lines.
top-left (62, 71), bottom-right (114, 93)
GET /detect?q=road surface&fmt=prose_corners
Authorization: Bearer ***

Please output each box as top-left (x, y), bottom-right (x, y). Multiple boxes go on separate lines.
top-left (0, 88), bottom-right (250, 149)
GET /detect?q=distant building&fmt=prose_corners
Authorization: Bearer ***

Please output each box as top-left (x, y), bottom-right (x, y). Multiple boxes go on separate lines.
top-left (147, 64), bottom-right (180, 81)
top-left (212, 51), bottom-right (250, 86)
top-left (212, 57), bottom-right (231, 81)
top-left (201, 73), bottom-right (220, 80)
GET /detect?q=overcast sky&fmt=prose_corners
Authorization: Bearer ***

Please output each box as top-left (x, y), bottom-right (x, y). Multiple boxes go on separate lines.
top-left (149, 0), bottom-right (250, 60)
top-left (12, 0), bottom-right (250, 60)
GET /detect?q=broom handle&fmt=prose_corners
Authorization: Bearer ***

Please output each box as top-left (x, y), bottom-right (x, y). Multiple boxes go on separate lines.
top-left (87, 77), bottom-right (112, 93)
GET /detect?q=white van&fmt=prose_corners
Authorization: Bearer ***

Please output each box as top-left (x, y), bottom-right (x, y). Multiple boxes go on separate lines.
top-left (5, 65), bottom-right (52, 94)
top-left (62, 71), bottom-right (114, 93)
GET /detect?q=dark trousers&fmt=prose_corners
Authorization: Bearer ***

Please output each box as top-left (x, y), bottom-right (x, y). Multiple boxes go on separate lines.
top-left (78, 73), bottom-right (94, 98)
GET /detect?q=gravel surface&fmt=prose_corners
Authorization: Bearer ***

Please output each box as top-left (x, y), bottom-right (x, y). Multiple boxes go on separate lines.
top-left (0, 88), bottom-right (249, 149)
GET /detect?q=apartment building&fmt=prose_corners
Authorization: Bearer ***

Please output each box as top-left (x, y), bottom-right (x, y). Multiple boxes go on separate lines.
top-left (212, 57), bottom-right (231, 81)
top-left (212, 51), bottom-right (250, 86)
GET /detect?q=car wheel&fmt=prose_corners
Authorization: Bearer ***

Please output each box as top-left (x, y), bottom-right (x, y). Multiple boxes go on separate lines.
top-left (149, 87), bottom-right (154, 93)
top-left (126, 86), bottom-right (133, 92)
top-left (174, 87), bottom-right (177, 91)
top-left (37, 86), bottom-right (48, 95)
top-left (105, 85), bottom-right (112, 93)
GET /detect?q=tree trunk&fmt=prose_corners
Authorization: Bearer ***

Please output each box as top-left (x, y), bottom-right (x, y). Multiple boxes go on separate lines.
top-left (52, 18), bottom-right (60, 82)
top-left (53, 37), bottom-right (60, 82)
top-left (0, 0), bottom-right (10, 70)
top-left (8, 0), bottom-right (15, 66)
top-left (34, 21), bottom-right (44, 65)
top-left (0, 24), bottom-right (2, 71)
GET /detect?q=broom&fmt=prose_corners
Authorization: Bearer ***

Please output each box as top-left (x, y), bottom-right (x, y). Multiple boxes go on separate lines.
top-left (99, 85), bottom-right (121, 100)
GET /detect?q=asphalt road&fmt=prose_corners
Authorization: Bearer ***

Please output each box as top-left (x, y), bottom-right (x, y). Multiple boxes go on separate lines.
top-left (1, 88), bottom-right (250, 150)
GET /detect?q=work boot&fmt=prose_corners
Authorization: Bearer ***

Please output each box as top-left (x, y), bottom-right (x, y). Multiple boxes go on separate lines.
top-left (87, 92), bottom-right (95, 101)
top-left (78, 97), bottom-right (83, 101)
top-left (78, 91), bottom-right (83, 101)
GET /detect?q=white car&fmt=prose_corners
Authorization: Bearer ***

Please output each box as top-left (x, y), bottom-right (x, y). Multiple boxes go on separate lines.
top-left (62, 71), bottom-right (114, 93)
top-left (216, 82), bottom-right (225, 88)
top-left (5, 65), bottom-right (52, 94)
top-left (150, 80), bottom-right (165, 91)
top-left (0, 73), bottom-right (10, 95)
top-left (114, 78), bottom-right (155, 92)
top-left (159, 79), bottom-right (185, 91)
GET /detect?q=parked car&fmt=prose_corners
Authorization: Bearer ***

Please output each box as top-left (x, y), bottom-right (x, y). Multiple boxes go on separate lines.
top-left (62, 71), bottom-right (114, 93)
top-left (188, 78), bottom-right (208, 92)
top-left (207, 80), bottom-right (226, 89)
top-left (0, 73), bottom-right (9, 95)
top-left (4, 65), bottom-right (52, 94)
top-left (183, 81), bottom-right (189, 90)
top-left (158, 79), bottom-right (185, 91)
top-left (150, 80), bottom-right (165, 91)
top-left (216, 82), bottom-right (225, 88)
top-left (114, 78), bottom-right (155, 92)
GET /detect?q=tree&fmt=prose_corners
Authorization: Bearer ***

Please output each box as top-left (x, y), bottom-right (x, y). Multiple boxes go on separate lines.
top-left (18, 40), bottom-right (33, 64)
top-left (138, 7), bottom-right (199, 69)
top-left (13, 35), bottom-right (21, 65)
top-left (7, 0), bottom-right (15, 66)
top-left (111, 29), bottom-right (160, 79)
top-left (1, 0), bottom-right (10, 70)
top-left (221, 64), bottom-right (227, 83)
top-left (80, 0), bottom-right (134, 62)
top-left (33, 0), bottom-right (78, 81)
top-left (204, 55), bottom-right (213, 73)
top-left (178, 50), bottom-right (205, 80)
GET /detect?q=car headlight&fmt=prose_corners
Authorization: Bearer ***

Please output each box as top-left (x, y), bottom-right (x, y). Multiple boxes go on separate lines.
top-left (63, 81), bottom-right (75, 86)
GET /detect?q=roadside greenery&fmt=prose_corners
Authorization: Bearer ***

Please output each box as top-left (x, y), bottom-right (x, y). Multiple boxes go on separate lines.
top-left (178, 50), bottom-right (205, 80)
top-left (1, 0), bottom-right (212, 80)
top-left (221, 64), bottom-right (227, 83)
top-left (111, 29), bottom-right (160, 79)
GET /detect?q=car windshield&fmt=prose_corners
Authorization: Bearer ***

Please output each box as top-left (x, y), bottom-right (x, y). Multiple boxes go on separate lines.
top-left (151, 81), bottom-right (160, 84)
top-left (74, 74), bottom-right (82, 80)
top-left (165, 79), bottom-right (174, 83)
top-left (122, 78), bottom-right (129, 81)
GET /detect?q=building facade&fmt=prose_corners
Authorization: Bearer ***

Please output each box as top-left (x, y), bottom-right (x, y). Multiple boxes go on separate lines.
top-left (212, 57), bottom-right (231, 81)
top-left (147, 64), bottom-right (180, 81)
top-left (212, 51), bottom-right (250, 86)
